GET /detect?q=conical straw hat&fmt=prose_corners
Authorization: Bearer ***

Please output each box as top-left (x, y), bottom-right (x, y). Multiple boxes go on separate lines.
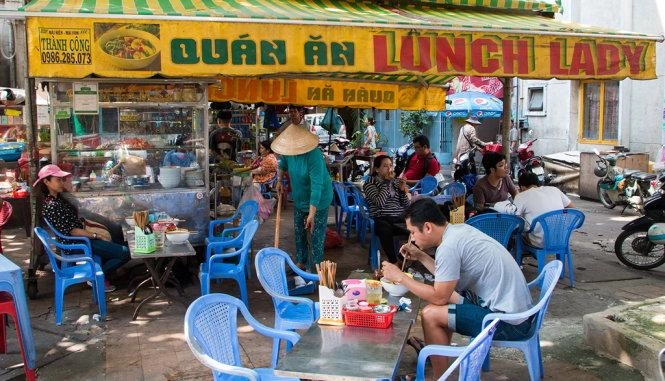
top-left (271, 124), bottom-right (319, 155)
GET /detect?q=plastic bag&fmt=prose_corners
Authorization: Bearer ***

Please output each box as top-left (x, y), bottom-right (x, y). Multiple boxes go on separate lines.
top-left (239, 183), bottom-right (276, 221)
top-left (320, 108), bottom-right (340, 134)
top-left (324, 227), bottom-right (343, 249)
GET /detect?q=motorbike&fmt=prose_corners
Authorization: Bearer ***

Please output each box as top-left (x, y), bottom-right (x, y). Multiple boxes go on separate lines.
top-left (514, 138), bottom-right (547, 184)
top-left (393, 142), bottom-right (413, 178)
top-left (614, 174), bottom-right (665, 269)
top-left (594, 149), bottom-right (658, 213)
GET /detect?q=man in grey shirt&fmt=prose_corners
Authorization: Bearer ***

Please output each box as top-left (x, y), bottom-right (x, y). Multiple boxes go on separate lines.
top-left (382, 198), bottom-right (532, 379)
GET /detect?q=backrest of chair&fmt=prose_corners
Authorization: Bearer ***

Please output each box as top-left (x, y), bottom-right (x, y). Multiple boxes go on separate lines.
top-left (238, 200), bottom-right (259, 227)
top-left (33, 227), bottom-right (64, 275)
top-left (466, 213), bottom-right (525, 247)
top-left (255, 248), bottom-right (291, 308)
top-left (443, 319), bottom-right (501, 380)
top-left (0, 201), bottom-right (12, 227)
top-left (531, 260), bottom-right (563, 332)
top-left (184, 293), bottom-right (243, 369)
top-left (332, 182), bottom-right (350, 210)
top-left (442, 182), bottom-right (466, 197)
top-left (44, 218), bottom-right (68, 240)
top-left (533, 209), bottom-right (585, 251)
top-left (419, 175), bottom-right (438, 194)
top-left (241, 220), bottom-right (259, 252)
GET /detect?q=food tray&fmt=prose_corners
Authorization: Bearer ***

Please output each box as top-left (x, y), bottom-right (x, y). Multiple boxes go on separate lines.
top-left (342, 305), bottom-right (397, 329)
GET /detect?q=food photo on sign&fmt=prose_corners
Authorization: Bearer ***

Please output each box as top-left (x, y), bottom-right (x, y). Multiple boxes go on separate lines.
top-left (94, 23), bottom-right (161, 71)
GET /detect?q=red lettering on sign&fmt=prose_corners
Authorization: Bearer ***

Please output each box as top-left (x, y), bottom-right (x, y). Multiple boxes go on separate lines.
top-left (400, 36), bottom-right (432, 72)
top-left (435, 36), bottom-right (466, 72)
top-left (261, 80), bottom-right (282, 102)
top-left (471, 39), bottom-right (499, 73)
top-left (622, 44), bottom-right (645, 74)
top-left (549, 41), bottom-right (569, 75)
top-left (373, 35), bottom-right (398, 72)
top-left (569, 42), bottom-right (595, 76)
top-left (597, 43), bottom-right (620, 75)
top-left (236, 78), bottom-right (259, 100)
top-left (501, 39), bottom-right (529, 74)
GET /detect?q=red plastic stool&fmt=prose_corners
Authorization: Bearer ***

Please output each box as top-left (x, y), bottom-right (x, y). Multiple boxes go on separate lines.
top-left (0, 200), bottom-right (13, 253)
top-left (0, 292), bottom-right (36, 380)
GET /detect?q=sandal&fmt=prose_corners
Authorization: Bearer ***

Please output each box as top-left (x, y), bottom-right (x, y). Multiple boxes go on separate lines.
top-left (407, 336), bottom-right (426, 355)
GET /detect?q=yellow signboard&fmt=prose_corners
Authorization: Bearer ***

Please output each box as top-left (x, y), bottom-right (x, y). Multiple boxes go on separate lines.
top-left (28, 17), bottom-right (658, 81)
top-left (209, 77), bottom-right (446, 111)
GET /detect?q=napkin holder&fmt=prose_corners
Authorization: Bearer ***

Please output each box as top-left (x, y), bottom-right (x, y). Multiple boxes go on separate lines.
top-left (134, 226), bottom-right (156, 253)
top-left (317, 285), bottom-right (346, 326)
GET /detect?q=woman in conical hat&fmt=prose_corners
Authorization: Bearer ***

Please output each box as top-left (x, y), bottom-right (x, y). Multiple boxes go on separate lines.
top-left (273, 106), bottom-right (333, 269)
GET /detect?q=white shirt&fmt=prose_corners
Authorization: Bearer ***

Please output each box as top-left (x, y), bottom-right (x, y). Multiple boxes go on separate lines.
top-left (513, 186), bottom-right (572, 247)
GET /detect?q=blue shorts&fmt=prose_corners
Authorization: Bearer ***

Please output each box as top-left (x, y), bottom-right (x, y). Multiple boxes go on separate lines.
top-left (448, 296), bottom-right (534, 341)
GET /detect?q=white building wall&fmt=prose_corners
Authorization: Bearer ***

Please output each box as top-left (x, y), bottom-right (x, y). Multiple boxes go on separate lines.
top-left (520, 0), bottom-right (665, 160)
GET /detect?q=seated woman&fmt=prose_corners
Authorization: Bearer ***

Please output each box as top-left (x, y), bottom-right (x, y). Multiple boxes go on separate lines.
top-left (249, 140), bottom-right (278, 185)
top-left (363, 155), bottom-right (412, 263)
top-left (35, 164), bottom-right (130, 292)
top-left (472, 152), bottom-right (518, 212)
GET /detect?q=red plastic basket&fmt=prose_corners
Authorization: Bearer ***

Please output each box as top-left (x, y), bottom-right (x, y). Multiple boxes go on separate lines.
top-left (342, 306), bottom-right (397, 329)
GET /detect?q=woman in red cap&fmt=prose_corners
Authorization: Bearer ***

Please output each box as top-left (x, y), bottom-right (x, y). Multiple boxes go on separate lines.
top-left (34, 164), bottom-right (129, 292)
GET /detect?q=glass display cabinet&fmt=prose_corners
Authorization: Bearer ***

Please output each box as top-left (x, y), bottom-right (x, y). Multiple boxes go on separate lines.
top-left (48, 80), bottom-right (211, 244)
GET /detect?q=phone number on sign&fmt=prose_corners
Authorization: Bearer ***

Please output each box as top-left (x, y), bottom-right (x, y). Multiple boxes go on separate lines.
top-left (40, 51), bottom-right (92, 65)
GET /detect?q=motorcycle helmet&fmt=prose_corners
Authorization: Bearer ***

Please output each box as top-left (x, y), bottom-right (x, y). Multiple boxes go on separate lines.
top-left (648, 223), bottom-right (665, 244)
top-left (594, 161), bottom-right (608, 177)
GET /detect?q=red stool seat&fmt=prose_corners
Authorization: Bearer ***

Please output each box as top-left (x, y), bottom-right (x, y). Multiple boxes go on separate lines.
top-left (0, 291), bottom-right (36, 380)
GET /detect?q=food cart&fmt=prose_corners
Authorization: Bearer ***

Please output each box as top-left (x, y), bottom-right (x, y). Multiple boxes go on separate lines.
top-left (47, 80), bottom-right (210, 244)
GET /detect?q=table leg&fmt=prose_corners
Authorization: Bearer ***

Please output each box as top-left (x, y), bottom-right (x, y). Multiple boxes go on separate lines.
top-left (132, 257), bottom-right (186, 320)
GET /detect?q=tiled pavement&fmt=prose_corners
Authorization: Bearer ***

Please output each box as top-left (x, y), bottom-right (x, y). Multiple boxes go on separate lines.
top-left (0, 196), bottom-right (663, 380)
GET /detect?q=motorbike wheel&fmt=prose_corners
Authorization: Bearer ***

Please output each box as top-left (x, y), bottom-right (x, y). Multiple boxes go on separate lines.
top-left (597, 181), bottom-right (616, 209)
top-left (615, 228), bottom-right (665, 270)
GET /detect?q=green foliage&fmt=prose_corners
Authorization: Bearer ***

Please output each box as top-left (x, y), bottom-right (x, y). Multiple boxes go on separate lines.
top-left (400, 110), bottom-right (430, 140)
top-left (350, 130), bottom-right (364, 149)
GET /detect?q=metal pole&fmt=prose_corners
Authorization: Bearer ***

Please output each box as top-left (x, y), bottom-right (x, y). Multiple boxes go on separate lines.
top-left (16, 18), bottom-right (41, 297)
top-left (501, 78), bottom-right (513, 159)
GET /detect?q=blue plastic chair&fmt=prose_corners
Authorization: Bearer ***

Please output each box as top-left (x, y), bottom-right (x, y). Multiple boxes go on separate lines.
top-left (519, 209), bottom-right (585, 287)
top-left (332, 181), bottom-right (360, 239)
top-left (255, 247), bottom-right (320, 368)
top-left (44, 218), bottom-right (101, 268)
top-left (416, 319), bottom-right (500, 381)
top-left (184, 293), bottom-right (300, 381)
top-left (260, 174), bottom-right (279, 199)
top-left (207, 200), bottom-right (259, 279)
top-left (466, 213), bottom-right (525, 257)
top-left (442, 181), bottom-right (466, 197)
top-left (200, 220), bottom-right (259, 305)
top-left (409, 175), bottom-right (438, 196)
top-left (34, 227), bottom-right (106, 326)
top-left (481, 260), bottom-right (563, 381)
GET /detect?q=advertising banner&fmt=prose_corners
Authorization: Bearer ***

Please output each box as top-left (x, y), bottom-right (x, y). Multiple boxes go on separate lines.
top-left (28, 17), bottom-right (658, 81)
top-left (208, 77), bottom-right (447, 111)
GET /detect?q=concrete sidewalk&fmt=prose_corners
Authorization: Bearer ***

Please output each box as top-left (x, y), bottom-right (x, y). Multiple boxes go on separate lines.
top-left (0, 196), bottom-right (662, 380)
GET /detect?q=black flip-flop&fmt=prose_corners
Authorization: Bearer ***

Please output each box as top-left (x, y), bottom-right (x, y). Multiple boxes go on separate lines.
top-left (407, 336), bottom-right (426, 354)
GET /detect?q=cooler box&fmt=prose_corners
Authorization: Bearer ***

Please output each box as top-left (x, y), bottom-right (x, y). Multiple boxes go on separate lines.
top-left (0, 142), bottom-right (25, 162)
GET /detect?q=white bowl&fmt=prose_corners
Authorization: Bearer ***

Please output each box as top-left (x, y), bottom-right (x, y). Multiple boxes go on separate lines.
top-left (165, 229), bottom-right (189, 244)
top-left (158, 176), bottom-right (180, 189)
top-left (89, 182), bottom-right (106, 190)
top-left (380, 277), bottom-right (409, 297)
